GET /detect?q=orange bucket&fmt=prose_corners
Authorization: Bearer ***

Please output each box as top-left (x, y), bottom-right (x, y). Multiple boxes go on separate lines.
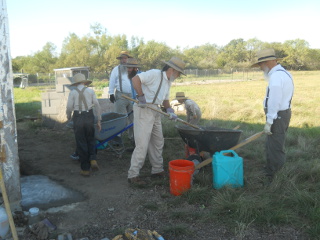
top-left (169, 159), bottom-right (195, 196)
top-left (185, 144), bottom-right (197, 158)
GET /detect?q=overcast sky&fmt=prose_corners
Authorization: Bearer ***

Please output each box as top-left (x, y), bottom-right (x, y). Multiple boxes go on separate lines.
top-left (6, 0), bottom-right (320, 58)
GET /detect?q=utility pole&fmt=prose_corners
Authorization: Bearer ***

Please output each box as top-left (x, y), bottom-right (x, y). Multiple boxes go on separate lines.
top-left (0, 0), bottom-right (22, 210)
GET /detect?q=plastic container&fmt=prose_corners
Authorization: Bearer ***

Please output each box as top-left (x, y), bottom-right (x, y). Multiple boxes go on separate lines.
top-left (169, 159), bottom-right (195, 196)
top-left (0, 207), bottom-right (9, 238)
top-left (185, 144), bottom-right (197, 158)
top-left (28, 207), bottom-right (40, 225)
top-left (212, 150), bottom-right (243, 189)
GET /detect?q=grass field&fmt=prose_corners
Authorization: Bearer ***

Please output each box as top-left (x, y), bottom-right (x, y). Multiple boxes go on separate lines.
top-left (13, 70), bottom-right (320, 238)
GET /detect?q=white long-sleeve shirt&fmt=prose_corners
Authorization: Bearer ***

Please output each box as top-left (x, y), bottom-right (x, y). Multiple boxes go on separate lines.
top-left (66, 84), bottom-right (102, 121)
top-left (108, 65), bottom-right (132, 94)
top-left (264, 64), bottom-right (294, 124)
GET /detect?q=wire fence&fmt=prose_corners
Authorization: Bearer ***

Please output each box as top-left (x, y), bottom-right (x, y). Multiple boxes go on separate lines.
top-left (13, 68), bottom-right (262, 87)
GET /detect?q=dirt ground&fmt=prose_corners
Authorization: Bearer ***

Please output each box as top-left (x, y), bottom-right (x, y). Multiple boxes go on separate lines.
top-left (15, 120), bottom-right (307, 240)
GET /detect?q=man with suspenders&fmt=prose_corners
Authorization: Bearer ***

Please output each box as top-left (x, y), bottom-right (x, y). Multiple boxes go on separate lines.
top-left (66, 73), bottom-right (102, 176)
top-left (109, 51), bottom-right (135, 141)
top-left (251, 49), bottom-right (294, 180)
top-left (127, 57), bottom-right (186, 185)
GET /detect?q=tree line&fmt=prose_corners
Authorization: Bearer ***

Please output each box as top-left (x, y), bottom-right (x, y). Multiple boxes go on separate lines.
top-left (12, 23), bottom-right (320, 78)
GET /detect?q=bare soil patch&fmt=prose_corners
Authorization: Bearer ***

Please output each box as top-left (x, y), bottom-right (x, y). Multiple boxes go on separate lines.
top-left (16, 121), bottom-right (307, 240)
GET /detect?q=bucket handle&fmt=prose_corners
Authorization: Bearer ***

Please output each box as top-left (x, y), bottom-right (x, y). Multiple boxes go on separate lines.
top-left (219, 150), bottom-right (238, 157)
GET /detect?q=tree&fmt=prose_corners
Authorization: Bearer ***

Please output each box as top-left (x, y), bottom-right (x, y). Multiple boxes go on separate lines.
top-left (183, 43), bottom-right (219, 69)
top-left (282, 39), bottom-right (310, 70)
top-left (136, 40), bottom-right (171, 70)
top-left (57, 33), bottom-right (92, 69)
top-left (29, 42), bottom-right (58, 73)
top-left (245, 38), bottom-right (263, 64)
top-left (220, 38), bottom-right (247, 68)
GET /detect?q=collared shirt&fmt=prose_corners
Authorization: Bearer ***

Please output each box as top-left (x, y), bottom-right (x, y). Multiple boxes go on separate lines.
top-left (109, 65), bottom-right (132, 94)
top-left (138, 69), bottom-right (171, 105)
top-left (264, 64), bottom-right (294, 124)
top-left (66, 84), bottom-right (102, 120)
top-left (185, 99), bottom-right (201, 116)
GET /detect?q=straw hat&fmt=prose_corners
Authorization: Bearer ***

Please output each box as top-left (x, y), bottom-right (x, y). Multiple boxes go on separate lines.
top-left (116, 50), bottom-right (133, 59)
top-left (175, 92), bottom-right (188, 100)
top-left (162, 57), bottom-right (186, 75)
top-left (251, 48), bottom-right (282, 68)
top-left (122, 58), bottom-right (142, 68)
top-left (70, 73), bottom-right (92, 86)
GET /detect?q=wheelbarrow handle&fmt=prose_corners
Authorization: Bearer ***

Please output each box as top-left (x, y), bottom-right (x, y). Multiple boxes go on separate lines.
top-left (195, 131), bottom-right (264, 170)
top-left (121, 95), bottom-right (202, 130)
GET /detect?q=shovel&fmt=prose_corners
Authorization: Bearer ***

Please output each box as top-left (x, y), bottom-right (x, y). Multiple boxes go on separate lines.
top-left (121, 95), bottom-right (202, 130)
top-left (194, 131), bottom-right (264, 170)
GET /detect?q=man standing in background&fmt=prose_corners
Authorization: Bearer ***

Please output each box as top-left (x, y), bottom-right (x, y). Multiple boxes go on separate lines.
top-left (109, 51), bottom-right (135, 142)
top-left (251, 48), bottom-right (294, 180)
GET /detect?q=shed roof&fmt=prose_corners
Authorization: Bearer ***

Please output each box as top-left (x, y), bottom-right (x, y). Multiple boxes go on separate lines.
top-left (53, 66), bottom-right (90, 72)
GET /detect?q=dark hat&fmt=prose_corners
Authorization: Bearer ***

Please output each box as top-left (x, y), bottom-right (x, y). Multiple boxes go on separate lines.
top-left (175, 92), bottom-right (188, 100)
top-left (122, 58), bottom-right (142, 68)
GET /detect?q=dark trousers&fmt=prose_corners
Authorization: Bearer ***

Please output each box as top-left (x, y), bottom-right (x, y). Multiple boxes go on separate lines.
top-left (265, 109), bottom-right (291, 177)
top-left (73, 110), bottom-right (96, 171)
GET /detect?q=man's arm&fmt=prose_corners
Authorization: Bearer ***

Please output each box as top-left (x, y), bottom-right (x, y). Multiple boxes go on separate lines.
top-left (132, 75), bottom-right (143, 96)
top-left (162, 100), bottom-right (170, 109)
top-left (108, 66), bottom-right (118, 95)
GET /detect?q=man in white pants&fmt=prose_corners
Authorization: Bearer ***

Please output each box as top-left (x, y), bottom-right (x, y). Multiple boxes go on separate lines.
top-left (128, 57), bottom-right (186, 185)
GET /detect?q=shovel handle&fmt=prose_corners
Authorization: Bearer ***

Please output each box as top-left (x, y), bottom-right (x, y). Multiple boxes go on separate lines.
top-left (0, 167), bottom-right (19, 240)
top-left (121, 95), bottom-right (201, 130)
top-left (195, 131), bottom-right (264, 170)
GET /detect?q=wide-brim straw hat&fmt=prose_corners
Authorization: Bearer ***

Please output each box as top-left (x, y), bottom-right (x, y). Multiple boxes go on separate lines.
top-left (70, 73), bottom-right (92, 86)
top-left (122, 58), bottom-right (142, 68)
top-left (251, 48), bottom-right (283, 68)
top-left (116, 50), bottom-right (133, 59)
top-left (175, 92), bottom-right (188, 100)
top-left (162, 57), bottom-right (186, 75)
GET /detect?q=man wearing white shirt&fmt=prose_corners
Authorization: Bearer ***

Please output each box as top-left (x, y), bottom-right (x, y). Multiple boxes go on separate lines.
top-left (128, 57), bottom-right (186, 185)
top-left (251, 48), bottom-right (294, 180)
top-left (109, 51), bottom-right (134, 140)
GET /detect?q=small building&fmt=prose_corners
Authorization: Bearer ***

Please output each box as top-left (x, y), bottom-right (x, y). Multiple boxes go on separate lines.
top-left (41, 67), bottom-right (90, 128)
top-left (42, 66), bottom-right (113, 129)
top-left (53, 67), bottom-right (90, 92)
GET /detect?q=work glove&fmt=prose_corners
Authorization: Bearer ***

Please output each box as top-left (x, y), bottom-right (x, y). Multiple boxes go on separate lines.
top-left (264, 123), bottom-right (272, 135)
top-left (110, 94), bottom-right (116, 103)
top-left (137, 94), bottom-right (147, 108)
top-left (166, 107), bottom-right (178, 121)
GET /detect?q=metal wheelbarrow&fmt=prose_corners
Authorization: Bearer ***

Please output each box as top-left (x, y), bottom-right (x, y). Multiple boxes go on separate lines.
top-left (175, 125), bottom-right (242, 156)
top-left (95, 112), bottom-right (133, 157)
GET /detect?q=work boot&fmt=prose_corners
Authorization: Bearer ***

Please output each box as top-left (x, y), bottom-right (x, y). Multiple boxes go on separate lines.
top-left (80, 170), bottom-right (90, 177)
top-left (128, 177), bottom-right (146, 185)
top-left (151, 171), bottom-right (166, 179)
top-left (90, 160), bottom-right (99, 171)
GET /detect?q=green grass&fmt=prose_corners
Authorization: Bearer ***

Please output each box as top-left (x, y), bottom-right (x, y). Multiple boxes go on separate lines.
top-left (14, 70), bottom-right (320, 239)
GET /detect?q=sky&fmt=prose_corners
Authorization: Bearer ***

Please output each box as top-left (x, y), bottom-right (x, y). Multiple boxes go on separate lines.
top-left (6, 0), bottom-right (320, 58)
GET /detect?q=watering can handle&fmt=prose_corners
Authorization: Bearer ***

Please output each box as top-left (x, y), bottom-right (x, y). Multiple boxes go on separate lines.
top-left (121, 95), bottom-right (202, 130)
top-left (195, 131), bottom-right (264, 170)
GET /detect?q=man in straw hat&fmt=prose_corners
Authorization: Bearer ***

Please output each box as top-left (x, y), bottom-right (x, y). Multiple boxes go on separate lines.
top-left (108, 51), bottom-right (136, 141)
top-left (175, 92), bottom-right (202, 125)
top-left (66, 73), bottom-right (102, 177)
top-left (251, 48), bottom-right (294, 180)
top-left (127, 56), bottom-right (186, 185)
